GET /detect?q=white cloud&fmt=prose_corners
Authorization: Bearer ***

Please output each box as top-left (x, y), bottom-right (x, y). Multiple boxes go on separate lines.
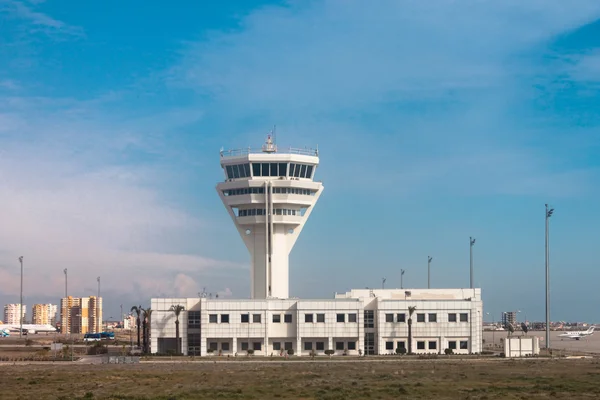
top-left (2, 0), bottom-right (84, 38)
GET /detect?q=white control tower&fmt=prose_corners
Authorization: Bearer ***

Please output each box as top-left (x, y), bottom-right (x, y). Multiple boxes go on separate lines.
top-left (216, 135), bottom-right (323, 299)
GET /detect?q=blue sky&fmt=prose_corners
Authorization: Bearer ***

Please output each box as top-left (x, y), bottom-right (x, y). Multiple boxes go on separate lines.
top-left (1, 0), bottom-right (600, 323)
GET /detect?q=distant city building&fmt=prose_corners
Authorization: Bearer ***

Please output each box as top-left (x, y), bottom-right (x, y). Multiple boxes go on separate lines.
top-left (123, 314), bottom-right (137, 330)
top-left (3, 304), bottom-right (26, 325)
top-left (60, 296), bottom-right (103, 334)
top-left (502, 311), bottom-right (517, 328)
top-left (32, 304), bottom-right (58, 325)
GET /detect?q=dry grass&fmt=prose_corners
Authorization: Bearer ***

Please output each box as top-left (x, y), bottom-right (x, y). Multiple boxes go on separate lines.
top-left (3, 359), bottom-right (600, 399)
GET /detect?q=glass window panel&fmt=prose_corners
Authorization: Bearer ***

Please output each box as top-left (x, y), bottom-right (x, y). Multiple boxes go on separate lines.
top-left (226, 165), bottom-right (233, 179)
top-left (243, 164), bottom-right (250, 177)
top-left (279, 163), bottom-right (287, 176)
top-left (306, 165), bottom-right (313, 179)
top-left (300, 164), bottom-right (307, 178)
top-left (294, 164), bottom-right (302, 177)
top-left (289, 163), bottom-right (295, 177)
top-left (232, 164), bottom-right (240, 179)
top-left (252, 163), bottom-right (260, 177)
top-left (261, 163), bottom-right (269, 177)
top-left (270, 163), bottom-right (278, 176)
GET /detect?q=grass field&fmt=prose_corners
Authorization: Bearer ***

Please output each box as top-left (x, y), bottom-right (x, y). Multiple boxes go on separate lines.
top-left (3, 359), bottom-right (600, 399)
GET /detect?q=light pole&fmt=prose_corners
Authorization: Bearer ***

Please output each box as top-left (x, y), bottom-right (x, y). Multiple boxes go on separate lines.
top-left (19, 256), bottom-right (23, 339)
top-left (120, 304), bottom-right (123, 328)
top-left (382, 278), bottom-right (386, 290)
top-left (545, 204), bottom-right (554, 350)
top-left (97, 276), bottom-right (101, 333)
top-left (469, 237), bottom-right (476, 288)
top-left (400, 269), bottom-right (405, 289)
top-left (427, 256), bottom-right (433, 289)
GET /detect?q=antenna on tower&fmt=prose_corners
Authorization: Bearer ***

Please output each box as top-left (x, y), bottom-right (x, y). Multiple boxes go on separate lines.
top-left (262, 131), bottom-right (277, 153)
top-left (273, 125), bottom-right (277, 146)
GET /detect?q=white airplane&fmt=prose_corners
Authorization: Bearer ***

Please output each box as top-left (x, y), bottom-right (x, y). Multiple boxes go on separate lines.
top-left (558, 326), bottom-right (595, 340)
top-left (0, 330), bottom-right (9, 337)
top-left (0, 324), bottom-right (58, 334)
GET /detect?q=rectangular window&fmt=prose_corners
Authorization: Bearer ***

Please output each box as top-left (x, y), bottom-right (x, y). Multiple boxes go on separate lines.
top-left (460, 341), bottom-right (468, 349)
top-left (221, 314), bottom-right (229, 323)
top-left (336, 341), bottom-right (344, 350)
top-left (188, 311), bottom-right (201, 328)
top-left (428, 341), bottom-right (437, 350)
top-left (253, 342), bottom-right (262, 351)
top-left (241, 342), bottom-right (248, 351)
top-left (289, 163), bottom-right (296, 177)
top-left (348, 313), bottom-right (357, 323)
top-left (209, 342), bottom-right (218, 351)
top-left (397, 341), bottom-right (406, 349)
top-left (284, 342), bottom-right (293, 350)
top-left (448, 313), bottom-right (457, 322)
top-left (397, 313), bottom-right (406, 323)
top-left (417, 313), bottom-right (425, 323)
top-left (294, 164), bottom-right (302, 177)
top-left (364, 310), bottom-right (374, 328)
top-left (448, 341), bottom-right (457, 350)
top-left (278, 163), bottom-right (287, 177)
top-left (241, 314), bottom-right (249, 323)
top-left (232, 164), bottom-right (240, 179)
top-left (243, 163), bottom-right (250, 178)
top-left (336, 313), bottom-right (345, 323)
top-left (209, 314), bottom-right (217, 323)
top-left (417, 341), bottom-right (425, 350)
top-left (226, 165), bottom-right (233, 179)
top-left (253, 314), bottom-right (262, 323)
top-left (284, 314), bottom-right (292, 323)
top-left (460, 313), bottom-right (469, 322)
top-left (269, 163), bottom-right (278, 177)
top-left (272, 314), bottom-right (281, 323)
top-left (252, 163), bottom-right (261, 177)
top-left (385, 341), bottom-right (394, 350)
top-left (347, 341), bottom-right (356, 350)
top-left (428, 313), bottom-right (437, 323)
top-left (300, 164), bottom-right (307, 178)
top-left (316, 313), bottom-right (325, 323)
top-left (221, 342), bottom-right (230, 351)
top-left (273, 342), bottom-right (281, 351)
top-left (316, 342), bottom-right (325, 351)
top-left (385, 313), bottom-right (394, 323)
top-left (261, 163), bottom-right (269, 177)
top-left (305, 314), bottom-right (313, 323)
top-left (306, 165), bottom-right (313, 179)
top-left (304, 342), bottom-right (312, 351)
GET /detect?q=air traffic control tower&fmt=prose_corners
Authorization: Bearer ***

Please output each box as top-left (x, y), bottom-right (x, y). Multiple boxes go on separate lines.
top-left (217, 135), bottom-right (323, 299)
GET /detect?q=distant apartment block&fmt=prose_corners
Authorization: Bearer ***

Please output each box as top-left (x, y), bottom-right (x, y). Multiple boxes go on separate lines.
top-left (60, 296), bottom-right (103, 334)
top-left (123, 314), bottom-right (137, 330)
top-left (32, 304), bottom-right (58, 325)
top-left (502, 311), bottom-right (517, 328)
top-left (3, 304), bottom-right (26, 325)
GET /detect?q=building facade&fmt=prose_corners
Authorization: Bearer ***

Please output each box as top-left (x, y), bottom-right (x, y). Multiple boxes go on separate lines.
top-left (502, 311), bottom-right (517, 328)
top-left (3, 304), bottom-right (26, 325)
top-left (32, 304), bottom-right (58, 326)
top-left (151, 289), bottom-right (482, 356)
top-left (150, 137), bottom-right (484, 356)
top-left (60, 296), bottom-right (102, 334)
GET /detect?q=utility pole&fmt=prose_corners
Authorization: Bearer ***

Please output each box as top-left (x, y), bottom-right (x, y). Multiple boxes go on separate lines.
top-left (545, 204), bottom-right (554, 350)
top-left (427, 256), bottom-right (433, 289)
top-left (64, 268), bottom-right (68, 335)
top-left (120, 304), bottom-right (123, 327)
top-left (400, 269), bottom-right (405, 289)
top-left (19, 256), bottom-right (23, 339)
top-left (470, 237), bottom-right (476, 288)
top-left (382, 278), bottom-right (386, 290)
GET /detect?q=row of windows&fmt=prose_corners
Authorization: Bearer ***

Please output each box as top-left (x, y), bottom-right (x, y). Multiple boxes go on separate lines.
top-left (384, 313), bottom-right (469, 323)
top-left (188, 311), bottom-right (201, 328)
top-left (236, 208), bottom-right (305, 217)
top-left (383, 340), bottom-right (468, 351)
top-left (225, 162), bottom-right (315, 179)
top-left (223, 187), bottom-right (315, 196)
top-left (305, 313), bottom-right (358, 323)
top-left (209, 313), bottom-right (294, 324)
top-left (303, 341), bottom-right (357, 351)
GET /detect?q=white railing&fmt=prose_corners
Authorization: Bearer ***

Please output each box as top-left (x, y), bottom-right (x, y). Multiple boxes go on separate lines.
top-left (220, 147), bottom-right (318, 157)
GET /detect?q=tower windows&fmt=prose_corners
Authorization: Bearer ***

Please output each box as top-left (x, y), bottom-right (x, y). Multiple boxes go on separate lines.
top-left (224, 163), bottom-right (251, 179)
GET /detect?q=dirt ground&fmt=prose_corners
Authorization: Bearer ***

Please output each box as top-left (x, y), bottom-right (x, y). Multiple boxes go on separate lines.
top-left (2, 358), bottom-right (600, 399)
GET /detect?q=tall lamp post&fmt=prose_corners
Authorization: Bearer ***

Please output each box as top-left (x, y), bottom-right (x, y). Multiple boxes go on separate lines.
top-left (64, 268), bottom-right (68, 335)
top-left (19, 256), bottom-right (23, 339)
top-left (545, 204), bottom-right (554, 350)
top-left (97, 276), bottom-right (101, 333)
top-left (381, 278), bottom-right (386, 290)
top-left (427, 256), bottom-right (433, 289)
top-left (470, 237), bottom-right (476, 288)
top-left (400, 269), bottom-right (405, 289)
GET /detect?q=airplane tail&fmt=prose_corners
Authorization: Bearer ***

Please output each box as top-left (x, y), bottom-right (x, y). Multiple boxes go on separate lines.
top-left (588, 326), bottom-right (595, 333)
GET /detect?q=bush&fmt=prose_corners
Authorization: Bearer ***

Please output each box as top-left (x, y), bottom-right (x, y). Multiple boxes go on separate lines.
top-left (287, 348), bottom-right (294, 355)
top-left (247, 349), bottom-right (254, 355)
top-left (396, 347), bottom-right (407, 355)
top-left (324, 349), bottom-right (334, 356)
top-left (444, 348), bottom-right (454, 355)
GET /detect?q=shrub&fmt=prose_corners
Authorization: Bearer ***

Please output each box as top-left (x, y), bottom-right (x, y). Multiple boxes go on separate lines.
top-left (247, 349), bottom-right (254, 355)
top-left (287, 348), bottom-right (294, 355)
top-left (396, 347), bottom-right (407, 355)
top-left (444, 348), bottom-right (453, 355)
top-left (324, 349), bottom-right (334, 356)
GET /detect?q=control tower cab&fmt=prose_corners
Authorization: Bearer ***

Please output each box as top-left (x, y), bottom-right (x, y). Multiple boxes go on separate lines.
top-left (217, 135), bottom-right (324, 299)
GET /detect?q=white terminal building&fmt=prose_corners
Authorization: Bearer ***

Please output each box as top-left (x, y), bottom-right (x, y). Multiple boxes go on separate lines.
top-left (151, 136), bottom-right (483, 356)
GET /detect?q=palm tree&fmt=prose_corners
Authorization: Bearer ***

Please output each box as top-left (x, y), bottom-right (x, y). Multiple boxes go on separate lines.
top-left (407, 306), bottom-right (417, 354)
top-left (130, 305), bottom-right (142, 349)
top-left (170, 305), bottom-right (185, 355)
top-left (141, 307), bottom-right (153, 354)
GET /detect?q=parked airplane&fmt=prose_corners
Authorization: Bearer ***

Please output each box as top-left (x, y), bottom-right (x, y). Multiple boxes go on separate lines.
top-left (558, 326), bottom-right (595, 340)
top-left (1, 329), bottom-right (9, 337)
top-left (0, 324), bottom-right (58, 334)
